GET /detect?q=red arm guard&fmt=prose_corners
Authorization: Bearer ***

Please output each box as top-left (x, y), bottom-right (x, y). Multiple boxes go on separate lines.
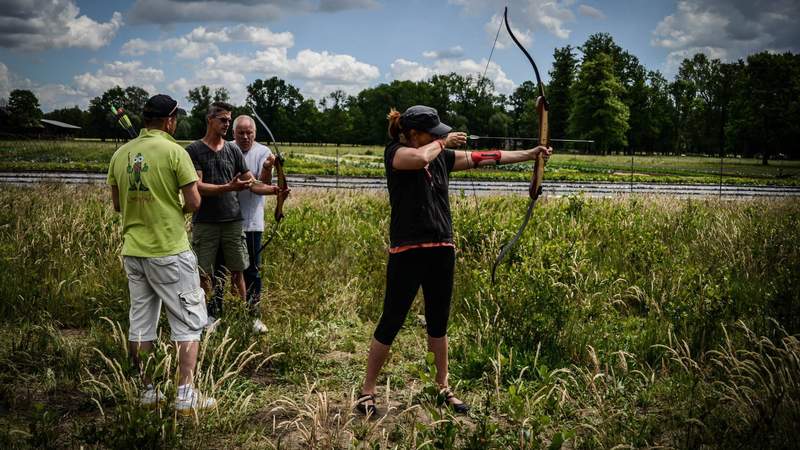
top-left (471, 150), bottom-right (501, 167)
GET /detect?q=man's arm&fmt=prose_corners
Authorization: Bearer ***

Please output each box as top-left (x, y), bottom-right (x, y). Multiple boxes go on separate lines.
top-left (195, 170), bottom-right (253, 195)
top-left (249, 153), bottom-right (277, 195)
top-left (181, 181), bottom-right (201, 213)
top-left (260, 153), bottom-right (274, 184)
top-left (110, 185), bottom-right (121, 212)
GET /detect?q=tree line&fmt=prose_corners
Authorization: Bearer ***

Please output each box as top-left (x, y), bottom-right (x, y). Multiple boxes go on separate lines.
top-left (3, 33), bottom-right (798, 162)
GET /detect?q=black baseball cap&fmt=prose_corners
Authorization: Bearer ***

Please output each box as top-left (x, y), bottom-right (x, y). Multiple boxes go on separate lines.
top-left (142, 94), bottom-right (186, 118)
top-left (400, 105), bottom-right (452, 137)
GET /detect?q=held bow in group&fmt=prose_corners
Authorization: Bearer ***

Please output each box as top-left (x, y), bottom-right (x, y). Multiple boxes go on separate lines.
top-left (250, 106), bottom-right (289, 254)
top-left (490, 6), bottom-right (550, 284)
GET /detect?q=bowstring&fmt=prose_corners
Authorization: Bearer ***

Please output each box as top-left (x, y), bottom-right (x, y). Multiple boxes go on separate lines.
top-left (468, 10), bottom-right (504, 225)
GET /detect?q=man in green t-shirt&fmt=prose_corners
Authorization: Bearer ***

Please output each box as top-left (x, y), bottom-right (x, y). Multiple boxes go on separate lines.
top-left (107, 94), bottom-right (215, 415)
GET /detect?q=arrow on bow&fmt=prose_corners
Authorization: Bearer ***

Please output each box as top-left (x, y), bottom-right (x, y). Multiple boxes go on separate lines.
top-left (490, 6), bottom-right (549, 284)
top-left (250, 106), bottom-right (289, 254)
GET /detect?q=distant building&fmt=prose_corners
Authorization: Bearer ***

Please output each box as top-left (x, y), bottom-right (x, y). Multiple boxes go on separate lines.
top-left (40, 119), bottom-right (81, 138)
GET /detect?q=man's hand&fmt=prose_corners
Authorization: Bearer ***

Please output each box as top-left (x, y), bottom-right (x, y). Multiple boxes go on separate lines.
top-left (262, 154), bottom-right (276, 172)
top-left (270, 185), bottom-right (290, 197)
top-left (227, 173), bottom-right (252, 191)
top-left (276, 186), bottom-right (290, 200)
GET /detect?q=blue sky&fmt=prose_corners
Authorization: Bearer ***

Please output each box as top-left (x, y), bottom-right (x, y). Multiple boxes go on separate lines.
top-left (1, 0), bottom-right (798, 111)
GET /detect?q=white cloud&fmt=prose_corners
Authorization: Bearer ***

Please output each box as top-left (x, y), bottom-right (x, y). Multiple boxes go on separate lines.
top-left (0, 61), bottom-right (89, 110)
top-left (455, 0), bottom-right (575, 40)
top-left (532, 0), bottom-right (575, 39)
top-left (35, 83), bottom-right (88, 110)
top-left (121, 25), bottom-right (294, 60)
top-left (0, 0), bottom-right (122, 51)
top-left (423, 46), bottom-right (465, 60)
top-left (121, 37), bottom-right (220, 59)
top-left (168, 47), bottom-right (380, 103)
top-left (388, 59), bottom-right (433, 82)
top-left (485, 13), bottom-right (533, 50)
top-left (578, 4), bottom-right (606, 20)
top-left (74, 61), bottom-right (164, 98)
top-left (652, 0), bottom-right (800, 75)
top-left (129, 0), bottom-right (377, 24)
top-left (389, 57), bottom-right (515, 95)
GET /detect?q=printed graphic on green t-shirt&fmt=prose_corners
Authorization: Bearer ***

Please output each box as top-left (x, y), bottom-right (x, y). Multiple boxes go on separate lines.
top-left (127, 153), bottom-right (150, 191)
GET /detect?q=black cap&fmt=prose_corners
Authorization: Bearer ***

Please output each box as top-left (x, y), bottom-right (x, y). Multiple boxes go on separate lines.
top-left (400, 105), bottom-right (452, 137)
top-left (142, 94), bottom-right (186, 118)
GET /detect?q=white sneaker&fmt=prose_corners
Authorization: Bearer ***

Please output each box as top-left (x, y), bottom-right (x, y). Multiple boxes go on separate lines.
top-left (252, 318), bottom-right (267, 333)
top-left (205, 315), bottom-right (219, 333)
top-left (175, 388), bottom-right (217, 416)
top-left (140, 385), bottom-right (163, 408)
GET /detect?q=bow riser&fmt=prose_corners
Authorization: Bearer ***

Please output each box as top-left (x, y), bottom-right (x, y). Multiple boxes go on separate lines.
top-left (530, 96), bottom-right (548, 198)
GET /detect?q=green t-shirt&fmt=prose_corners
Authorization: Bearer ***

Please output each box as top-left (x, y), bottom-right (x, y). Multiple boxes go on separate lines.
top-left (107, 128), bottom-right (199, 257)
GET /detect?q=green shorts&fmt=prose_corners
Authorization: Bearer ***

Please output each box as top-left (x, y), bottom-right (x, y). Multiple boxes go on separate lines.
top-left (191, 221), bottom-right (250, 274)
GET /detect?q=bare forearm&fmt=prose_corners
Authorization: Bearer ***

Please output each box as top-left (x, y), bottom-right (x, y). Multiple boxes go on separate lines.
top-left (249, 184), bottom-right (276, 195)
top-left (498, 149), bottom-right (536, 165)
top-left (197, 181), bottom-right (231, 196)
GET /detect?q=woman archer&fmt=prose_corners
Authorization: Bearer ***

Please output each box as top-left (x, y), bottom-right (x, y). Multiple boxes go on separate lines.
top-left (356, 105), bottom-right (553, 415)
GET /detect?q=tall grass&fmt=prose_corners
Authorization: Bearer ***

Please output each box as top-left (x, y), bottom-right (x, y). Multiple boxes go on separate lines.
top-left (0, 185), bottom-right (798, 448)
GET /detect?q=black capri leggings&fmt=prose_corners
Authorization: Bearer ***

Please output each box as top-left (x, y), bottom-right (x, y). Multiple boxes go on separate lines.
top-left (373, 246), bottom-right (455, 345)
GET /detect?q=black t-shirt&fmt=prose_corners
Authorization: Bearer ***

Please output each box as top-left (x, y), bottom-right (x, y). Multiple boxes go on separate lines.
top-left (186, 140), bottom-right (249, 223)
top-left (384, 140), bottom-right (456, 247)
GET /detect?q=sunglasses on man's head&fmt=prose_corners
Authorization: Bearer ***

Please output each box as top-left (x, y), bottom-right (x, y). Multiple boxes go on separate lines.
top-left (214, 116), bottom-right (232, 124)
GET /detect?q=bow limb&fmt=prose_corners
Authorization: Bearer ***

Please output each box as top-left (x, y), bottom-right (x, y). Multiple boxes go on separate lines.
top-left (491, 7), bottom-right (550, 284)
top-left (251, 106), bottom-right (288, 254)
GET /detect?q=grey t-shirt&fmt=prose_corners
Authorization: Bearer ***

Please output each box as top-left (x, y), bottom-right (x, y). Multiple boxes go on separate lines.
top-left (186, 140), bottom-right (249, 223)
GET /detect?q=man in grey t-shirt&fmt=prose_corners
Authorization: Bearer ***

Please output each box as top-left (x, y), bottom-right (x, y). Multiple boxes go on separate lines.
top-left (210, 114), bottom-right (284, 333)
top-left (186, 101), bottom-right (255, 327)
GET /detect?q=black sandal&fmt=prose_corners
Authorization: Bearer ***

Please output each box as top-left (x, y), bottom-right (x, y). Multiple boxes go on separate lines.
top-left (439, 388), bottom-right (470, 414)
top-left (355, 393), bottom-right (378, 416)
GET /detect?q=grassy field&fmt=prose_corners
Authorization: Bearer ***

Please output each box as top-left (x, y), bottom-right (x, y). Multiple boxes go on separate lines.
top-left (2, 138), bottom-right (799, 185)
top-left (1, 185), bottom-right (798, 448)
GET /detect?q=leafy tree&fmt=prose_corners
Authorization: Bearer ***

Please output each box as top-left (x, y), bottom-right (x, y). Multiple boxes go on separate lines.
top-left (487, 111), bottom-right (512, 139)
top-left (646, 71), bottom-right (677, 153)
top-left (580, 33), bottom-right (641, 90)
top-left (246, 77), bottom-right (305, 142)
top-left (625, 64), bottom-right (655, 154)
top-left (186, 85), bottom-right (230, 138)
top-left (7, 89), bottom-right (43, 130)
top-left (438, 73), bottom-right (500, 136)
top-left (569, 53), bottom-right (630, 154)
top-left (86, 86), bottom-right (149, 141)
top-left (671, 54), bottom-right (726, 154)
top-left (294, 99), bottom-right (322, 144)
top-left (730, 52), bottom-right (800, 163)
top-left (548, 45), bottom-right (578, 140)
top-left (580, 33), bottom-right (647, 154)
top-left (350, 79), bottom-right (437, 145)
top-left (508, 81), bottom-right (538, 140)
top-left (320, 90), bottom-right (353, 145)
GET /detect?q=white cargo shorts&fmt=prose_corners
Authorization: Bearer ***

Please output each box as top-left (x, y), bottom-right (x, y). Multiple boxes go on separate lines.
top-left (123, 250), bottom-right (207, 342)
